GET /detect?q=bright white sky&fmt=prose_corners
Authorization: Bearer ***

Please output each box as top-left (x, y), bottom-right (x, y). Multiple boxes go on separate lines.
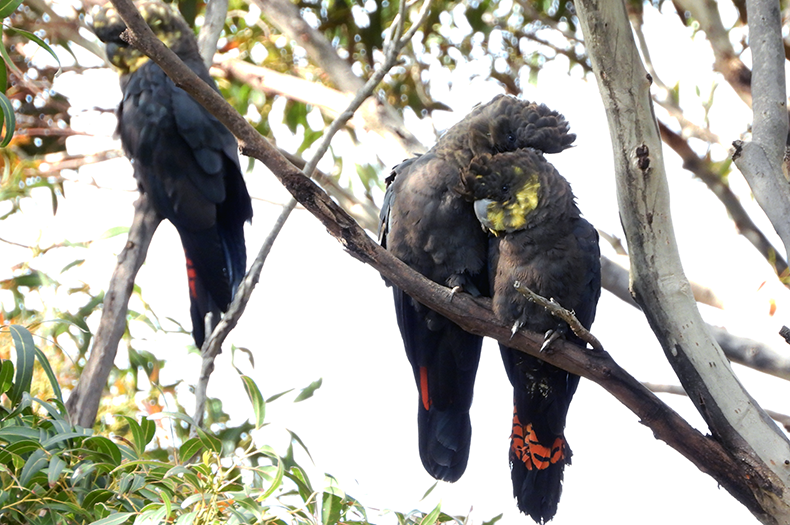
top-left (3, 1), bottom-right (789, 523)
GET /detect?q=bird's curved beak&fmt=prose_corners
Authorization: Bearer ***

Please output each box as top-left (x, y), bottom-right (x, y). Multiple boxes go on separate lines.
top-left (474, 199), bottom-right (496, 232)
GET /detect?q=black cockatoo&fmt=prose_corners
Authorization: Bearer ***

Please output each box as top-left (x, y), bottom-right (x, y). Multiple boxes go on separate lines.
top-left (379, 95), bottom-right (577, 483)
top-left (459, 144), bottom-right (601, 523)
top-left (91, 1), bottom-right (253, 347)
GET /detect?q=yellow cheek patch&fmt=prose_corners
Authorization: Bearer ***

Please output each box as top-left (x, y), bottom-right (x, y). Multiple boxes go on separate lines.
top-left (485, 173), bottom-right (540, 233)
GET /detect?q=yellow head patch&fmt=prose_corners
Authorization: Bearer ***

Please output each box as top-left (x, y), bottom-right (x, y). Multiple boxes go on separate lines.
top-left (482, 172), bottom-right (540, 233)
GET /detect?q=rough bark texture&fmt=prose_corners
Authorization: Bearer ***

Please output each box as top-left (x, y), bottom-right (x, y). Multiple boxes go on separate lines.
top-left (576, 1), bottom-right (790, 522)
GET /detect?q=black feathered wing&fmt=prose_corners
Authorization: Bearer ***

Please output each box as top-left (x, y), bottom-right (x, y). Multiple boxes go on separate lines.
top-left (381, 154), bottom-right (486, 482)
top-left (117, 58), bottom-right (252, 347)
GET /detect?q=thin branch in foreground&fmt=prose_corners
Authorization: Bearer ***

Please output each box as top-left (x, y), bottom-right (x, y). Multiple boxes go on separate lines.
top-left (65, 194), bottom-right (162, 428)
top-left (191, 0), bottom-right (435, 428)
top-left (513, 280), bottom-right (604, 351)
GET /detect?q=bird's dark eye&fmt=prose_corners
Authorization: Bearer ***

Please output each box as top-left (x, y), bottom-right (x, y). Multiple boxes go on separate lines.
top-left (501, 184), bottom-right (509, 193)
top-left (508, 133), bottom-right (515, 143)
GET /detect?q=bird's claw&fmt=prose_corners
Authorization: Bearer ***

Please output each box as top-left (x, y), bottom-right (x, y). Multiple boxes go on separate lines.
top-left (510, 320), bottom-right (521, 339)
top-left (540, 330), bottom-right (561, 352)
top-left (449, 286), bottom-right (462, 301)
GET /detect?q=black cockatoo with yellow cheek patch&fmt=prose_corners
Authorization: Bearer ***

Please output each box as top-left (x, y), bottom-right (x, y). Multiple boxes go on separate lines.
top-left (379, 95), bottom-right (577, 484)
top-left (91, 1), bottom-right (252, 348)
top-left (459, 147), bottom-right (601, 523)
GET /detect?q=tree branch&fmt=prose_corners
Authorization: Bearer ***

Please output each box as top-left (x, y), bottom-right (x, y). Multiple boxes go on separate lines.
top-left (251, 0), bottom-right (426, 159)
top-left (603, 256), bottom-right (790, 383)
top-left (197, 0), bottom-right (228, 67)
top-left (191, 0), bottom-right (433, 427)
top-left (108, 0), bottom-right (785, 516)
top-left (732, 1), bottom-right (790, 263)
top-left (659, 120), bottom-right (789, 278)
top-left (65, 194), bottom-right (162, 428)
top-left (576, 0), bottom-right (790, 521)
top-left (672, 0), bottom-right (753, 105)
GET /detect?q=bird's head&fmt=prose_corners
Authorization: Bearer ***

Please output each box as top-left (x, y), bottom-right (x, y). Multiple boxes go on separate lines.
top-left (90, 1), bottom-right (194, 74)
top-left (458, 150), bottom-right (544, 235)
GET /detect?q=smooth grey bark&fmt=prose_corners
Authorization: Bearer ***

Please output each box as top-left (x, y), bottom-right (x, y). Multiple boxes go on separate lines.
top-left (733, 0), bottom-right (790, 264)
top-left (576, 0), bottom-right (790, 522)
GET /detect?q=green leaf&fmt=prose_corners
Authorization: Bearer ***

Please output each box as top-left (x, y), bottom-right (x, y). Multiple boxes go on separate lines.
top-left (161, 490), bottom-right (172, 519)
top-left (178, 437), bottom-right (204, 463)
top-left (0, 58), bottom-right (6, 92)
top-left (88, 512), bottom-right (134, 525)
top-left (174, 511), bottom-right (197, 525)
top-left (40, 430), bottom-right (92, 449)
top-left (0, 0), bottom-right (22, 18)
top-left (294, 378), bottom-right (322, 402)
top-left (119, 416), bottom-right (146, 456)
top-left (32, 344), bottom-right (64, 402)
top-left (322, 493), bottom-right (343, 525)
top-left (84, 436), bottom-right (123, 466)
top-left (8, 325), bottom-right (35, 405)
top-left (196, 428), bottom-right (221, 454)
top-left (4, 26), bottom-right (61, 73)
top-left (83, 489), bottom-right (115, 509)
top-left (0, 91), bottom-right (15, 147)
top-left (32, 396), bottom-right (65, 420)
top-left (420, 481), bottom-right (438, 500)
top-left (481, 513), bottom-right (503, 525)
top-left (47, 454), bottom-right (66, 486)
top-left (0, 426), bottom-right (41, 443)
top-left (257, 456), bottom-right (284, 501)
top-left (265, 388), bottom-right (293, 403)
top-left (421, 503), bottom-right (442, 525)
top-left (19, 448), bottom-right (48, 487)
top-left (239, 375), bottom-right (265, 429)
top-left (71, 461), bottom-right (96, 485)
top-left (140, 416), bottom-right (156, 447)
top-left (0, 359), bottom-right (13, 395)
top-left (99, 226), bottom-right (131, 240)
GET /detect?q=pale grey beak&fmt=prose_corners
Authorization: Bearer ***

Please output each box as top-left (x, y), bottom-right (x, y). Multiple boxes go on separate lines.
top-left (474, 199), bottom-right (495, 231)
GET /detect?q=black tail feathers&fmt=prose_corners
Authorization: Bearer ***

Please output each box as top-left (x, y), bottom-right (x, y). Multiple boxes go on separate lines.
top-left (417, 392), bottom-right (472, 482)
top-left (509, 406), bottom-right (571, 523)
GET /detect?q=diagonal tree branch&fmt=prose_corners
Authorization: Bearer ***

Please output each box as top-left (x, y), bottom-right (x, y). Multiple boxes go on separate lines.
top-left (658, 120), bottom-right (789, 279)
top-left (65, 194), bottom-right (162, 428)
top-left (108, 0), bottom-right (784, 516)
top-left (672, 0), bottom-right (753, 105)
top-left (192, 0), bottom-right (432, 427)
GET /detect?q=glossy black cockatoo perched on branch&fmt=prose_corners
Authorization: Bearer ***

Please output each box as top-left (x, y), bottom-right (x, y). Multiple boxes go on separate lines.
top-left (380, 94), bottom-right (600, 523)
top-left (91, 2), bottom-right (253, 347)
top-left (459, 145), bottom-right (601, 523)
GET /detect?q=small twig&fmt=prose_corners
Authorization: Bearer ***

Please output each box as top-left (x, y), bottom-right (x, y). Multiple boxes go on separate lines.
top-left (644, 382), bottom-right (790, 432)
top-left (191, 0), bottom-right (434, 428)
top-left (598, 229), bottom-right (628, 255)
top-left (513, 280), bottom-right (604, 352)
